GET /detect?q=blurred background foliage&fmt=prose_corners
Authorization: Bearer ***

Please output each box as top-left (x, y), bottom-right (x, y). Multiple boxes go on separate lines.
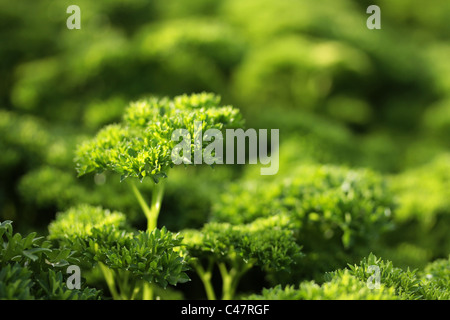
top-left (1, 0), bottom-right (449, 297)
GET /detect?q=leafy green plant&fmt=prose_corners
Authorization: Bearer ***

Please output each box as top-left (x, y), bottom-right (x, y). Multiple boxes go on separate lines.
top-left (0, 220), bottom-right (101, 300)
top-left (390, 153), bottom-right (450, 225)
top-left (212, 164), bottom-right (394, 280)
top-left (327, 253), bottom-right (423, 300)
top-left (17, 166), bottom-right (157, 227)
top-left (48, 204), bottom-right (189, 300)
top-left (383, 153), bottom-right (450, 265)
top-left (45, 92), bottom-right (244, 300)
top-left (0, 264), bottom-right (34, 300)
top-left (2, 0), bottom-right (450, 303)
top-left (75, 92), bottom-right (242, 231)
top-left (322, 253), bottom-right (449, 300)
top-left (419, 255), bottom-right (450, 300)
top-left (245, 271), bottom-right (398, 300)
top-left (0, 110), bottom-right (50, 169)
top-left (246, 253), bottom-right (450, 300)
top-left (182, 215), bottom-right (302, 300)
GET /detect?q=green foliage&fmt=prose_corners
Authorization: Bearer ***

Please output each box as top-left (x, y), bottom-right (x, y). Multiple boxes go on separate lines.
top-left (0, 110), bottom-right (50, 168)
top-left (246, 271), bottom-right (398, 300)
top-left (83, 96), bottom-right (128, 130)
top-left (1, 220), bottom-right (50, 266)
top-left (93, 227), bottom-right (190, 288)
top-left (18, 167), bottom-right (89, 209)
top-left (423, 99), bottom-right (450, 143)
top-left (0, 220), bottom-right (101, 300)
top-left (161, 165), bottom-right (235, 231)
top-left (18, 164), bottom-right (228, 231)
top-left (325, 253), bottom-right (450, 300)
top-left (232, 34), bottom-right (371, 116)
top-left (48, 205), bottom-right (189, 299)
top-left (2, 0), bottom-right (450, 301)
top-left (75, 92), bottom-right (243, 183)
top-left (212, 164), bottom-right (393, 279)
top-left (182, 215), bottom-right (301, 299)
top-left (134, 18), bottom-right (245, 94)
top-left (244, 109), bottom-right (360, 171)
top-left (247, 253), bottom-right (450, 300)
top-left (17, 166), bottom-right (153, 226)
top-left (223, 0), bottom-right (435, 134)
top-left (33, 269), bottom-right (101, 300)
top-left (184, 215), bottom-right (301, 272)
top-left (419, 256), bottom-right (450, 300)
top-left (0, 220), bottom-right (78, 269)
top-left (0, 264), bottom-right (34, 300)
top-left (74, 92), bottom-right (243, 231)
top-left (328, 253), bottom-right (422, 300)
top-left (386, 153), bottom-right (450, 260)
top-left (0, 109), bottom-right (83, 225)
top-left (48, 204), bottom-right (128, 242)
top-left (391, 153), bottom-right (450, 225)
top-left (0, 110), bottom-right (80, 170)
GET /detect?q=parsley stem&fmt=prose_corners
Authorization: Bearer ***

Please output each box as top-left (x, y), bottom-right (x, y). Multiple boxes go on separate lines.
top-left (130, 181), bottom-right (165, 231)
top-left (193, 260), bottom-right (216, 300)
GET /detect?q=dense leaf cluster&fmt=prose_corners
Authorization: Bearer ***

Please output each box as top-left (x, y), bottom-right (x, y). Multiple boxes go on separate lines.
top-left (420, 256), bottom-right (450, 300)
top-left (0, 220), bottom-right (101, 300)
top-left (183, 215), bottom-right (301, 272)
top-left (48, 205), bottom-right (190, 289)
top-left (247, 254), bottom-right (450, 300)
top-left (246, 272), bottom-right (398, 300)
top-left (181, 215), bottom-right (301, 299)
top-left (1, 0), bottom-right (450, 301)
top-left (75, 93), bottom-right (243, 183)
top-left (94, 227), bottom-right (190, 288)
top-left (327, 253), bottom-right (423, 300)
top-left (48, 204), bottom-right (127, 241)
top-left (381, 153), bottom-right (450, 267)
top-left (212, 164), bottom-right (393, 278)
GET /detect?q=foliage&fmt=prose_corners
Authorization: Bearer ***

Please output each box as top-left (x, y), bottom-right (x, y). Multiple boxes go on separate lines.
top-left (327, 253), bottom-right (422, 300)
top-left (0, 220), bottom-right (101, 300)
top-left (48, 204), bottom-right (128, 242)
top-left (92, 227), bottom-right (190, 288)
top-left (419, 256), bottom-right (450, 300)
top-left (17, 167), bottom-right (144, 224)
top-left (247, 253), bottom-right (450, 300)
top-left (182, 215), bottom-right (302, 299)
top-left (212, 164), bottom-right (394, 279)
top-left (1, 0), bottom-right (450, 301)
top-left (0, 264), bottom-right (34, 300)
top-left (75, 92), bottom-right (242, 183)
top-left (47, 205), bottom-right (190, 299)
top-left (245, 271), bottom-right (398, 300)
top-left (390, 153), bottom-right (450, 225)
top-left (73, 92), bottom-right (242, 232)
top-left (383, 154), bottom-right (450, 263)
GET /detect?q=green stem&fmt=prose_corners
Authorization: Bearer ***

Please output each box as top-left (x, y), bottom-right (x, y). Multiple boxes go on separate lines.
top-left (218, 261), bottom-right (253, 300)
top-left (129, 181), bottom-right (165, 301)
top-left (130, 286), bottom-right (140, 301)
top-left (142, 282), bottom-right (154, 300)
top-left (149, 182), bottom-right (165, 230)
top-left (130, 182), bottom-right (152, 220)
top-left (117, 271), bottom-right (135, 300)
top-left (218, 262), bottom-right (236, 300)
top-left (193, 260), bottom-right (216, 300)
top-left (99, 262), bottom-right (120, 300)
top-left (130, 181), bottom-right (165, 231)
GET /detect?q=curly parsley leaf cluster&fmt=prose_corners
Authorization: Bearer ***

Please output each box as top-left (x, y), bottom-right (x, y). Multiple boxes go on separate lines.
top-left (48, 205), bottom-right (190, 290)
top-left (75, 92), bottom-right (243, 183)
top-left (0, 220), bottom-right (101, 300)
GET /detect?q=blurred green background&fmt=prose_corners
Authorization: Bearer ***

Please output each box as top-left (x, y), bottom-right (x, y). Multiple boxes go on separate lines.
top-left (1, 0), bottom-right (449, 294)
